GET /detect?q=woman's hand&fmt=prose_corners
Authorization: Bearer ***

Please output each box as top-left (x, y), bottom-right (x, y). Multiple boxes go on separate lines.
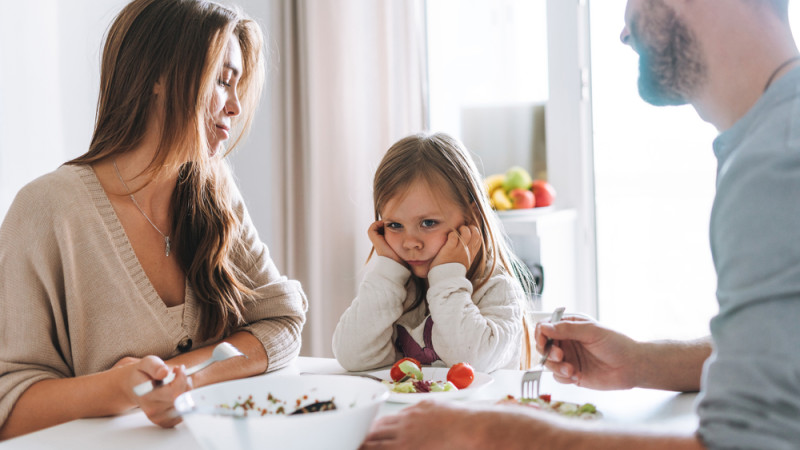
top-left (431, 225), bottom-right (482, 270)
top-left (368, 221), bottom-right (404, 265)
top-left (122, 356), bottom-right (193, 428)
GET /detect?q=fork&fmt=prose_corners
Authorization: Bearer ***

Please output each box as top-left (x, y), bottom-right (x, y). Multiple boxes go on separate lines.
top-left (520, 307), bottom-right (565, 400)
top-left (133, 342), bottom-right (246, 396)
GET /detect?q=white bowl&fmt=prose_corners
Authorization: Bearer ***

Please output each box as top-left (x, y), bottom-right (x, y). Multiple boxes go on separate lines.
top-left (175, 374), bottom-right (389, 450)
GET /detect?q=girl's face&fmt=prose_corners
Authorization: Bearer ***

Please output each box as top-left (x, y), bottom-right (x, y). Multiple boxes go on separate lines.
top-left (381, 180), bottom-right (467, 278)
top-left (207, 34), bottom-right (243, 156)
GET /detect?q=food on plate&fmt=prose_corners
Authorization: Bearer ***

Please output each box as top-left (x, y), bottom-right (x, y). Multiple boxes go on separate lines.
top-left (446, 362), bottom-right (475, 389)
top-left (498, 395), bottom-right (601, 419)
top-left (382, 359), bottom-right (479, 394)
top-left (390, 357), bottom-right (422, 382)
top-left (383, 378), bottom-right (458, 394)
top-left (218, 393), bottom-right (337, 417)
top-left (484, 166), bottom-right (555, 210)
top-left (530, 180), bottom-right (556, 207)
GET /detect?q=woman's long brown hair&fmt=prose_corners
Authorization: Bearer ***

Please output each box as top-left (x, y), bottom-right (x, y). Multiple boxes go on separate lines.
top-left (67, 0), bottom-right (265, 341)
top-left (372, 133), bottom-right (537, 368)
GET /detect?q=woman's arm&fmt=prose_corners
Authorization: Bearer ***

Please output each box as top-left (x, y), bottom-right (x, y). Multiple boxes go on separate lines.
top-left (0, 331), bottom-right (266, 440)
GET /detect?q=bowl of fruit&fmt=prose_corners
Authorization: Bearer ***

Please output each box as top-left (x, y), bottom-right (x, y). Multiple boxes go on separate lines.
top-left (485, 166), bottom-right (556, 212)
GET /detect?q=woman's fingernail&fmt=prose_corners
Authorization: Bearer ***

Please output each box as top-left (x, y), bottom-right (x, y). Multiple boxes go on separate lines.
top-left (560, 367), bottom-right (569, 376)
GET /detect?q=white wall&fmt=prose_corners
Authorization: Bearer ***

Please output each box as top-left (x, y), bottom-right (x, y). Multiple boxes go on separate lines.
top-left (0, 0), bottom-right (127, 218)
top-left (0, 0), bottom-right (280, 257)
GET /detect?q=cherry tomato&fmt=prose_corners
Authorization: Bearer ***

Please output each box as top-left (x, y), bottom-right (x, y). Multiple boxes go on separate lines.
top-left (446, 362), bottom-right (475, 389)
top-left (539, 394), bottom-right (551, 403)
top-left (390, 357), bottom-right (421, 382)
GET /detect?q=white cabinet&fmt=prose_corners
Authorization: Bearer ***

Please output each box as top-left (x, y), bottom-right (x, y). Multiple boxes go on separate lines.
top-left (498, 208), bottom-right (580, 313)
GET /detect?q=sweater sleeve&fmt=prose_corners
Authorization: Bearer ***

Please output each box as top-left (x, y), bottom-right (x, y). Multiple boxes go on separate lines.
top-left (0, 182), bottom-right (72, 427)
top-left (426, 263), bottom-right (523, 373)
top-left (331, 256), bottom-right (410, 371)
top-left (229, 185), bottom-right (307, 373)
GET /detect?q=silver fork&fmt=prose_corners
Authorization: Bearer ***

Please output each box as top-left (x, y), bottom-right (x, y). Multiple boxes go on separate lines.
top-left (520, 307), bottom-right (565, 399)
top-left (133, 342), bottom-right (246, 396)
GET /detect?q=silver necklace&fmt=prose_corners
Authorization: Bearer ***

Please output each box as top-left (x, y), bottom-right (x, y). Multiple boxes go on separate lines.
top-left (112, 159), bottom-right (171, 256)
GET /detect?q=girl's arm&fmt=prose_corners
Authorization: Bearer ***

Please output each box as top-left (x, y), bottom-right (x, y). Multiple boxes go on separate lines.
top-left (427, 266), bottom-right (523, 372)
top-left (332, 256), bottom-right (410, 371)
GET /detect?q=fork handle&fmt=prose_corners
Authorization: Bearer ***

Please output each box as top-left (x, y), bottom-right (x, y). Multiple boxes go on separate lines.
top-left (132, 358), bottom-right (214, 396)
top-left (537, 307), bottom-right (566, 366)
top-left (133, 372), bottom-right (177, 396)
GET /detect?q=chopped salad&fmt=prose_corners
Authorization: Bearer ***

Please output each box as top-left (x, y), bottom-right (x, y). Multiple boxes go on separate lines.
top-left (218, 393), bottom-right (337, 417)
top-left (498, 394), bottom-right (602, 419)
top-left (381, 359), bottom-right (474, 394)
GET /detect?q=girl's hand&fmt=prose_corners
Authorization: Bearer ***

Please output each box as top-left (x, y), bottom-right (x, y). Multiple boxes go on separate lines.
top-left (368, 221), bottom-right (404, 265)
top-left (431, 225), bottom-right (482, 270)
top-left (124, 356), bottom-right (193, 428)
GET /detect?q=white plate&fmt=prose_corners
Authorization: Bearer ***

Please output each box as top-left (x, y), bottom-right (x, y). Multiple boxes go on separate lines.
top-left (369, 366), bottom-right (493, 404)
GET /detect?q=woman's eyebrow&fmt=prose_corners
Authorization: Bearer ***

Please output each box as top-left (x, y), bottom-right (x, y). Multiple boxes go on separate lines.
top-left (224, 62), bottom-right (241, 77)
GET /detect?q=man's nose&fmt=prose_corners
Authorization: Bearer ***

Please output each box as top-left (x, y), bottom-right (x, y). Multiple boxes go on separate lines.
top-left (620, 25), bottom-right (631, 46)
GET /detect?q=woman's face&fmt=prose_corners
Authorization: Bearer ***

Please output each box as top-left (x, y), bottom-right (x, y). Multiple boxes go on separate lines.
top-left (207, 34), bottom-right (243, 156)
top-left (381, 180), bottom-right (466, 279)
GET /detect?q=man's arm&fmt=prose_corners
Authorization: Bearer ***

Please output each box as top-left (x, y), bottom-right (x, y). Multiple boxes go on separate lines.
top-left (536, 316), bottom-right (711, 392)
top-left (360, 400), bottom-right (706, 450)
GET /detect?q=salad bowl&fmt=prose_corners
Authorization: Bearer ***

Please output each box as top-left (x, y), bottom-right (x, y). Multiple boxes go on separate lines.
top-left (175, 374), bottom-right (389, 450)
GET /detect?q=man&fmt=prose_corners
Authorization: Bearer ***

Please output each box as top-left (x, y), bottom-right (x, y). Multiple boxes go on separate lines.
top-left (359, 0), bottom-right (800, 448)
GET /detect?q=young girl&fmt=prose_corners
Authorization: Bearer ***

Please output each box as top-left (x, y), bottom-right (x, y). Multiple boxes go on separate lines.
top-left (332, 132), bottom-right (534, 373)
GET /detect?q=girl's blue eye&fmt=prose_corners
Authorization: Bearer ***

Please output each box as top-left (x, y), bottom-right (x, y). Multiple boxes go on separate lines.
top-left (421, 219), bottom-right (438, 228)
top-left (386, 222), bottom-right (402, 230)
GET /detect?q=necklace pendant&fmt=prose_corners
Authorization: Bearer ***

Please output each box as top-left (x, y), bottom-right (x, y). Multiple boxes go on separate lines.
top-left (165, 236), bottom-right (171, 257)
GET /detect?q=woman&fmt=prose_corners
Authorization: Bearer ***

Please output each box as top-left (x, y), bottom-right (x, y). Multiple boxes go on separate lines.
top-left (0, 0), bottom-right (307, 439)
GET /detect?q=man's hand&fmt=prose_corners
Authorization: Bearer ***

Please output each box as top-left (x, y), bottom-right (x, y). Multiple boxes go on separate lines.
top-left (535, 315), bottom-right (640, 390)
top-left (360, 401), bottom-right (489, 449)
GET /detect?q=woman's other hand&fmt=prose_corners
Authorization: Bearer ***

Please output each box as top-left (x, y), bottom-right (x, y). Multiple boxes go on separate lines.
top-left (123, 356), bottom-right (193, 428)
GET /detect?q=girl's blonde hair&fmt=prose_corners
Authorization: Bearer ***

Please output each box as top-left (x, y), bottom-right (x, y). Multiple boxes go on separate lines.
top-left (372, 132), bottom-right (536, 368)
top-left (68, 0), bottom-right (265, 341)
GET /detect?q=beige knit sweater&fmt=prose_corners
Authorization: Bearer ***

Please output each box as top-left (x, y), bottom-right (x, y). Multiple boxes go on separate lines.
top-left (0, 164), bottom-right (308, 425)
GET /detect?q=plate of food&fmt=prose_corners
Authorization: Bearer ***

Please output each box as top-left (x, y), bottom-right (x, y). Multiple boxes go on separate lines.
top-left (496, 394), bottom-right (602, 420)
top-left (369, 358), bottom-right (493, 404)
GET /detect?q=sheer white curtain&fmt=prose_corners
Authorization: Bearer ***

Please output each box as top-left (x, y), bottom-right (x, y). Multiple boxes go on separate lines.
top-left (1, 0), bottom-right (428, 359)
top-left (263, 0), bottom-right (428, 357)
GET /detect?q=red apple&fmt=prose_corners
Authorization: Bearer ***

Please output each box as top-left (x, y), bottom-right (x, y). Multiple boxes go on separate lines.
top-left (509, 188), bottom-right (535, 209)
top-left (530, 180), bottom-right (556, 207)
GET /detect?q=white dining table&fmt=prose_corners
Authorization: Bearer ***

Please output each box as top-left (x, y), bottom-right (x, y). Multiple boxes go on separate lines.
top-left (0, 357), bottom-right (699, 449)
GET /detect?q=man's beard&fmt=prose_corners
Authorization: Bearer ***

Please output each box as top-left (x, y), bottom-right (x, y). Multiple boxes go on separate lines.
top-left (632, 0), bottom-right (706, 106)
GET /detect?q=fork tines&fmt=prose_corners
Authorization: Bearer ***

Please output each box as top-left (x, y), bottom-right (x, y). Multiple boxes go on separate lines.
top-left (520, 369), bottom-right (542, 400)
